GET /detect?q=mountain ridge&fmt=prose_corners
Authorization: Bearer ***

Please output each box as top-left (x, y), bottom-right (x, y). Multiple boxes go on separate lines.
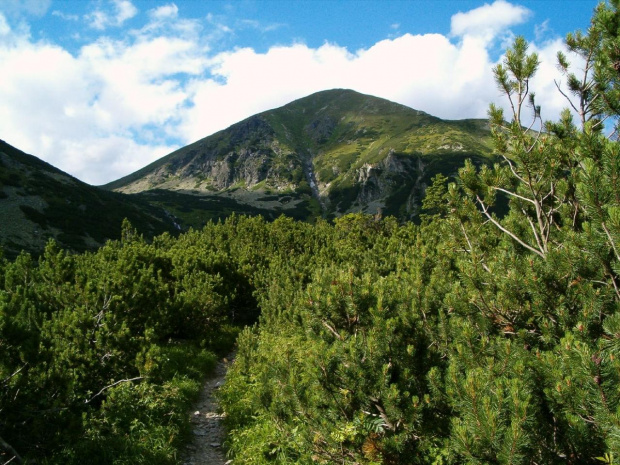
top-left (0, 89), bottom-right (496, 256)
top-left (104, 89), bottom-right (494, 222)
top-left (0, 139), bottom-right (177, 258)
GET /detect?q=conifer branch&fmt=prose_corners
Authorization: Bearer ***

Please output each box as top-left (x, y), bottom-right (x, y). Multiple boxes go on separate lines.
top-left (85, 377), bottom-right (144, 404)
top-left (493, 186), bottom-right (536, 205)
top-left (601, 220), bottom-right (620, 263)
top-left (321, 320), bottom-right (343, 340)
top-left (477, 196), bottom-right (545, 258)
top-left (523, 208), bottom-right (546, 254)
top-left (555, 79), bottom-right (582, 117)
top-left (0, 435), bottom-right (22, 465)
top-left (502, 155), bottom-right (528, 184)
top-left (1, 364), bottom-right (27, 386)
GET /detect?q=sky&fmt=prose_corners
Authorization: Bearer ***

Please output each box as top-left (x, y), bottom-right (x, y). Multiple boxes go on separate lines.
top-left (0, 0), bottom-right (601, 185)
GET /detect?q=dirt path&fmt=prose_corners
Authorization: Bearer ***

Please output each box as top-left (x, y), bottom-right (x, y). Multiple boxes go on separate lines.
top-left (182, 352), bottom-right (235, 465)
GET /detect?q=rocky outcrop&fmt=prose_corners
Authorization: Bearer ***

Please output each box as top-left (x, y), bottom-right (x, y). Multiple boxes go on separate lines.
top-left (340, 152), bottom-right (425, 217)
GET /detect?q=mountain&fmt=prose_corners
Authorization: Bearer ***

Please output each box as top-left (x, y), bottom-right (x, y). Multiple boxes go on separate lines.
top-left (0, 89), bottom-right (495, 258)
top-left (105, 89), bottom-right (494, 223)
top-left (0, 140), bottom-right (177, 259)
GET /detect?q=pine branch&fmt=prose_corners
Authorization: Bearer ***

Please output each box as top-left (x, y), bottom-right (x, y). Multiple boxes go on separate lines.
top-left (0, 435), bottom-right (22, 465)
top-left (502, 155), bottom-right (528, 184)
top-left (321, 320), bottom-right (343, 340)
top-left (493, 186), bottom-right (537, 205)
top-left (476, 196), bottom-right (545, 258)
top-left (555, 79), bottom-right (582, 117)
top-left (523, 207), bottom-right (546, 254)
top-left (85, 377), bottom-right (144, 404)
top-left (1, 364), bottom-right (27, 386)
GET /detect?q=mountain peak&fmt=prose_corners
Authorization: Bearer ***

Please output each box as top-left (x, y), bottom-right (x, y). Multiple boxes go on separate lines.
top-left (104, 89), bottom-right (493, 225)
top-left (274, 88), bottom-right (429, 117)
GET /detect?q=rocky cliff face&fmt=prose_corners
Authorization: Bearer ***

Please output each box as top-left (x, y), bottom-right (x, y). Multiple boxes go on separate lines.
top-left (105, 89), bottom-right (494, 221)
top-left (114, 115), bottom-right (304, 195)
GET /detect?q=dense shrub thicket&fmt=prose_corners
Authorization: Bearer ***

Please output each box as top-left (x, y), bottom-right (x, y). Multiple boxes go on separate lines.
top-left (4, 2), bottom-right (620, 463)
top-left (217, 7), bottom-right (620, 463)
top-left (0, 218), bottom-right (250, 463)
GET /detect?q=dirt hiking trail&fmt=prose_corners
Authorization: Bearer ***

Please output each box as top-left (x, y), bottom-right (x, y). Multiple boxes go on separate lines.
top-left (182, 352), bottom-right (235, 465)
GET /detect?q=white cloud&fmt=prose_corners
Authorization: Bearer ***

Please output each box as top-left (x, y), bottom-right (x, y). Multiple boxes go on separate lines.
top-left (451, 0), bottom-right (531, 41)
top-left (149, 3), bottom-right (179, 21)
top-left (0, 1), bottom-right (577, 185)
top-left (1, 0), bottom-right (51, 17)
top-left (0, 13), bottom-right (11, 36)
top-left (0, 8), bottom-right (207, 184)
top-left (52, 10), bottom-right (79, 21)
top-left (535, 19), bottom-right (551, 42)
top-left (179, 33), bottom-right (499, 143)
top-left (116, 0), bottom-right (137, 23)
top-left (86, 0), bottom-right (138, 30)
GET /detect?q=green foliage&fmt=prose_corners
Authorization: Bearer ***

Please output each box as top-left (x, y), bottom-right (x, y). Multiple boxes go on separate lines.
top-left (6, 8), bottom-right (620, 465)
top-left (0, 141), bottom-right (177, 260)
top-left (0, 223), bottom-right (241, 463)
top-left (217, 30), bottom-right (620, 465)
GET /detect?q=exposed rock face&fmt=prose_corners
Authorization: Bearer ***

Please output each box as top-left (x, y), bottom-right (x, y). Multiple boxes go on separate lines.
top-left (119, 116), bottom-right (297, 193)
top-left (343, 152), bottom-right (425, 216)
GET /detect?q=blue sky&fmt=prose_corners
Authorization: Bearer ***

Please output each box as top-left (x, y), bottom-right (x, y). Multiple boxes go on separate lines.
top-left (0, 0), bottom-right (600, 184)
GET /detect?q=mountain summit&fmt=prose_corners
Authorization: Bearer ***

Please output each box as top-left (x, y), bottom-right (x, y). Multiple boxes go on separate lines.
top-left (107, 89), bottom-right (494, 221)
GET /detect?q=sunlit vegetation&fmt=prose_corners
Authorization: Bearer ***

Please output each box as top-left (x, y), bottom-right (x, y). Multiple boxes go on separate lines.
top-left (4, 3), bottom-right (620, 464)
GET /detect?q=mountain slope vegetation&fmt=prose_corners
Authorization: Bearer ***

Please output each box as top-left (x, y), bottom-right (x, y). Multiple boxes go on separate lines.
top-left (105, 89), bottom-right (494, 222)
top-left (4, 4), bottom-right (620, 463)
top-left (0, 140), bottom-right (177, 258)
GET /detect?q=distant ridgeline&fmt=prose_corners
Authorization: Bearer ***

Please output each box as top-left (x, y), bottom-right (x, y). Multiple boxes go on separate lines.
top-left (0, 139), bottom-right (176, 259)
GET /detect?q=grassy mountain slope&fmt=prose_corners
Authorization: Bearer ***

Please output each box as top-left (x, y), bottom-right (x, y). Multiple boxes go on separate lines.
top-left (0, 140), bottom-right (177, 258)
top-left (105, 89), bottom-right (494, 221)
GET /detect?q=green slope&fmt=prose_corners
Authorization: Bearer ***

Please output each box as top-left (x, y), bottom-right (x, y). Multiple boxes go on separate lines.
top-left (105, 89), bottom-right (495, 221)
top-left (0, 140), bottom-right (177, 258)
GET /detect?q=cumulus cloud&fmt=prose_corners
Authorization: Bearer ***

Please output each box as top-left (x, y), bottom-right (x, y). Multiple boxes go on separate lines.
top-left (0, 6), bottom-right (207, 184)
top-left (179, 33), bottom-right (498, 143)
top-left (451, 0), bottom-right (531, 41)
top-left (149, 3), bottom-right (179, 21)
top-left (0, 1), bottom-right (578, 185)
